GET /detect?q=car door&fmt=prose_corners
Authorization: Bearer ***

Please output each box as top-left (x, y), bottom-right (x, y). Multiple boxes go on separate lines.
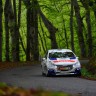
top-left (41, 51), bottom-right (48, 72)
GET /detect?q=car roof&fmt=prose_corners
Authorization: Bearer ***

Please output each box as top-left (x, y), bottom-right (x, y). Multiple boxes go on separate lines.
top-left (48, 49), bottom-right (73, 53)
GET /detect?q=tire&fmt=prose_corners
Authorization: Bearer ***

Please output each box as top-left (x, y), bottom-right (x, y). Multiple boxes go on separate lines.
top-left (45, 69), bottom-right (50, 77)
top-left (78, 72), bottom-right (81, 76)
top-left (41, 65), bottom-right (46, 76)
top-left (42, 72), bottom-right (45, 76)
top-left (75, 72), bottom-right (81, 77)
top-left (44, 66), bottom-right (51, 77)
top-left (75, 69), bottom-right (81, 77)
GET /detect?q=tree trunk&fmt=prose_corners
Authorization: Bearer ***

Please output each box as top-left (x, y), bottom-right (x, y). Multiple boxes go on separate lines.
top-left (38, 31), bottom-right (46, 54)
top-left (4, 0), bottom-right (10, 61)
top-left (0, 0), bottom-right (3, 61)
top-left (73, 0), bottom-right (86, 57)
top-left (80, 0), bottom-right (92, 57)
top-left (86, 10), bottom-right (92, 57)
top-left (7, 0), bottom-right (16, 61)
top-left (70, 0), bottom-right (75, 52)
top-left (30, 0), bottom-right (39, 61)
top-left (18, 0), bottom-right (21, 28)
top-left (26, 0), bottom-right (31, 61)
top-left (39, 17), bottom-right (46, 53)
top-left (39, 9), bottom-right (58, 49)
top-left (13, 0), bottom-right (20, 61)
top-left (62, 17), bottom-right (68, 49)
top-left (23, 0), bottom-right (58, 60)
top-left (24, 0), bottom-right (39, 61)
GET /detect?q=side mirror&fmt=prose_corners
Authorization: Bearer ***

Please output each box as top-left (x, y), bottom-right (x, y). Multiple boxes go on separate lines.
top-left (42, 58), bottom-right (46, 61)
top-left (76, 57), bottom-right (79, 59)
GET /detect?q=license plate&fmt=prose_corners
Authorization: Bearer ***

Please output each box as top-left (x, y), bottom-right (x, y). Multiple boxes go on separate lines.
top-left (58, 67), bottom-right (70, 71)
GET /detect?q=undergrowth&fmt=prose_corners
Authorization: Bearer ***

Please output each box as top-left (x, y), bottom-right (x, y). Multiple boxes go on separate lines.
top-left (81, 57), bottom-right (96, 80)
top-left (0, 82), bottom-right (71, 96)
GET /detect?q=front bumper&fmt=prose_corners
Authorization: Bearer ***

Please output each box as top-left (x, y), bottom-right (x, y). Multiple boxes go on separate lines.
top-left (48, 67), bottom-right (81, 76)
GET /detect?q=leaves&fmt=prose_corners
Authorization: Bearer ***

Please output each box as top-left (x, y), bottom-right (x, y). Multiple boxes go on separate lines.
top-left (0, 83), bottom-right (71, 96)
top-left (1, 0), bottom-right (96, 61)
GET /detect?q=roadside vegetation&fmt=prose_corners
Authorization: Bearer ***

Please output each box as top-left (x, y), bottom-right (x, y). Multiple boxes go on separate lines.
top-left (0, 82), bottom-right (71, 96)
top-left (81, 57), bottom-right (96, 80)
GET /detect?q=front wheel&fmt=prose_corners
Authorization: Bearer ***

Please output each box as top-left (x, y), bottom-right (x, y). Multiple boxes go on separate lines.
top-left (41, 65), bottom-right (46, 76)
top-left (44, 66), bottom-right (51, 77)
top-left (75, 69), bottom-right (81, 76)
top-left (74, 72), bottom-right (81, 77)
top-left (77, 72), bottom-right (81, 76)
top-left (41, 65), bottom-right (50, 77)
top-left (42, 72), bottom-right (46, 76)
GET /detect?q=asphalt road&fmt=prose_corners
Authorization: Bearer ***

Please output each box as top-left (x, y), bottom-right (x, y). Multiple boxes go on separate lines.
top-left (0, 63), bottom-right (96, 96)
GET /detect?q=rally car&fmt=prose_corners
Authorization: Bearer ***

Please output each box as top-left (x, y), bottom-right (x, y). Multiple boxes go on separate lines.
top-left (41, 49), bottom-right (81, 76)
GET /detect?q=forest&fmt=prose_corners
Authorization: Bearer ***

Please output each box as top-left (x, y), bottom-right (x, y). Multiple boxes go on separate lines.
top-left (0, 0), bottom-right (96, 62)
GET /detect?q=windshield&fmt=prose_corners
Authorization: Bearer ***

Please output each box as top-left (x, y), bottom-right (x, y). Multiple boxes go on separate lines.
top-left (49, 52), bottom-right (75, 58)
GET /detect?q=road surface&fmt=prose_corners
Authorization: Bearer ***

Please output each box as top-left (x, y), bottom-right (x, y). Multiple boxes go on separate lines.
top-left (0, 63), bottom-right (96, 96)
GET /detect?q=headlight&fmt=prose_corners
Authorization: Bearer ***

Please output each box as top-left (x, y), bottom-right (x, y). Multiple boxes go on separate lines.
top-left (73, 61), bottom-right (81, 68)
top-left (49, 61), bottom-right (56, 67)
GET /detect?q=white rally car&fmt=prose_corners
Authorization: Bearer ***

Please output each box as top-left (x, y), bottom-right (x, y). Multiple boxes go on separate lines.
top-left (41, 49), bottom-right (81, 76)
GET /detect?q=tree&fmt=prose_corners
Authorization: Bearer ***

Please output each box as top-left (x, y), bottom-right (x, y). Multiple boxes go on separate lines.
top-left (0, 0), bottom-right (3, 61)
top-left (52, 0), bottom-right (69, 49)
top-left (25, 0), bottom-right (31, 61)
top-left (4, 0), bottom-right (10, 61)
top-left (13, 0), bottom-right (20, 61)
top-left (70, 0), bottom-right (75, 52)
top-left (88, 0), bottom-right (96, 18)
top-left (39, 17), bottom-right (47, 53)
top-left (4, 0), bottom-right (22, 61)
top-left (80, 0), bottom-right (93, 57)
top-left (7, 0), bottom-right (19, 61)
top-left (39, 9), bottom-right (58, 49)
top-left (73, 0), bottom-right (86, 57)
top-left (30, 0), bottom-right (39, 61)
top-left (23, 0), bottom-right (39, 61)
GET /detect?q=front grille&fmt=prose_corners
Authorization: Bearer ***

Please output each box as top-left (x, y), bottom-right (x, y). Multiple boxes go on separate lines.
top-left (57, 65), bottom-right (73, 71)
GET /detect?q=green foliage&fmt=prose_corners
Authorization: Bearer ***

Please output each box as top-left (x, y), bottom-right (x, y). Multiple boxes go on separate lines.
top-left (1, 0), bottom-right (96, 61)
top-left (0, 83), bottom-right (71, 96)
top-left (81, 68), bottom-right (92, 78)
top-left (86, 57), bottom-right (96, 75)
top-left (81, 57), bottom-right (96, 79)
top-left (81, 67), bottom-right (96, 79)
top-left (0, 82), bottom-right (7, 88)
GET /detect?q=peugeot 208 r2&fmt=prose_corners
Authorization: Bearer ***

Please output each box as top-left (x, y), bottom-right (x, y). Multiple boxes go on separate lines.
top-left (41, 49), bottom-right (81, 76)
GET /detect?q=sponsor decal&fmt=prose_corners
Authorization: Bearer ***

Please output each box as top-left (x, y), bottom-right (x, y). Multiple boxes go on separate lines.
top-left (70, 57), bottom-right (76, 59)
top-left (49, 58), bottom-right (57, 60)
top-left (53, 60), bottom-right (75, 63)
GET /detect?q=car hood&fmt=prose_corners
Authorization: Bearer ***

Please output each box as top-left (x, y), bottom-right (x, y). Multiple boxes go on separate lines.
top-left (49, 58), bottom-right (78, 65)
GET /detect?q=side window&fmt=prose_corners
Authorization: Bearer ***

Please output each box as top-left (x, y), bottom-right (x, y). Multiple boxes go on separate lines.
top-left (67, 52), bottom-right (75, 57)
